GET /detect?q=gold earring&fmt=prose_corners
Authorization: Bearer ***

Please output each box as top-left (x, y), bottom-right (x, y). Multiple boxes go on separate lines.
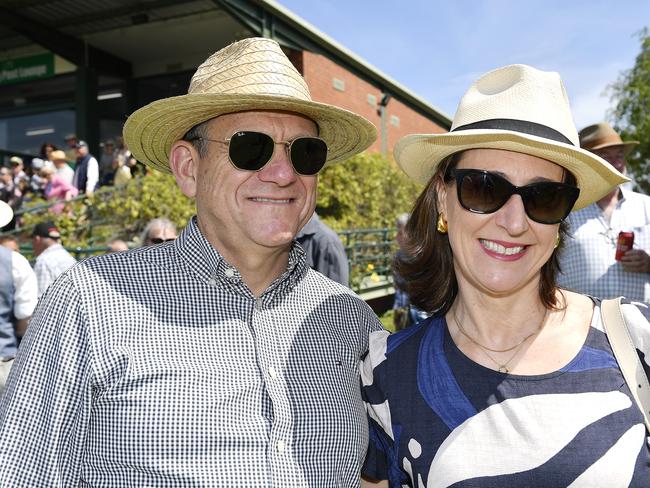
top-left (437, 214), bottom-right (448, 234)
top-left (554, 233), bottom-right (560, 249)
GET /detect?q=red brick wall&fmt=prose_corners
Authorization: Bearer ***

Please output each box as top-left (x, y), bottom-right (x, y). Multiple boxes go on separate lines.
top-left (297, 50), bottom-right (446, 155)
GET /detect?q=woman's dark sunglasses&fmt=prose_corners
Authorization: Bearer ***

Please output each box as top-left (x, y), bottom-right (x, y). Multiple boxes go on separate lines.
top-left (445, 168), bottom-right (580, 225)
top-left (193, 131), bottom-right (328, 176)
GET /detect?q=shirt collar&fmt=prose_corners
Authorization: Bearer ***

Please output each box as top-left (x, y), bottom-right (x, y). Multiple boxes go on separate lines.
top-left (175, 217), bottom-right (308, 298)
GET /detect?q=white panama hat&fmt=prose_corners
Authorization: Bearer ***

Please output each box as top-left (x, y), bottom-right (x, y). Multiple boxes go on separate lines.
top-left (394, 64), bottom-right (627, 210)
top-left (0, 200), bottom-right (13, 228)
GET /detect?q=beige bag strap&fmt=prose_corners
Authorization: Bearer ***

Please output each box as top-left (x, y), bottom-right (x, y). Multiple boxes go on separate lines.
top-left (600, 297), bottom-right (650, 432)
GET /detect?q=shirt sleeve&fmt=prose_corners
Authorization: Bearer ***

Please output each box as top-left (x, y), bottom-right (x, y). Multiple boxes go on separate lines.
top-left (0, 274), bottom-right (93, 485)
top-left (11, 251), bottom-right (37, 320)
top-left (86, 157), bottom-right (99, 193)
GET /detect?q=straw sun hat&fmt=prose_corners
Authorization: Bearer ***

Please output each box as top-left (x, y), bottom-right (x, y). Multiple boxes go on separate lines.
top-left (123, 37), bottom-right (377, 173)
top-left (579, 122), bottom-right (639, 156)
top-left (394, 64), bottom-right (627, 210)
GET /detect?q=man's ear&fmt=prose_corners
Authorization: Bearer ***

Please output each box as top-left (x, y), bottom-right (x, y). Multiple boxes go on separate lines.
top-left (169, 141), bottom-right (198, 198)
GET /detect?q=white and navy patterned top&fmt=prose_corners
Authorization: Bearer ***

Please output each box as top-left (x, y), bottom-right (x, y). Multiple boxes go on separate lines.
top-left (361, 300), bottom-right (650, 487)
top-left (0, 218), bottom-right (383, 487)
top-left (558, 189), bottom-right (650, 302)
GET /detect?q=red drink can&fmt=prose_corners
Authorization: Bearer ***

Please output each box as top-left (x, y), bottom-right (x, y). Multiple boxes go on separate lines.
top-left (615, 231), bottom-right (634, 260)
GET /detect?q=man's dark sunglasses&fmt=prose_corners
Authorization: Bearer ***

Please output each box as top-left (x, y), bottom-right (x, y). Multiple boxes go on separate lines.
top-left (193, 131), bottom-right (328, 176)
top-left (445, 168), bottom-right (580, 225)
top-left (149, 237), bottom-right (175, 244)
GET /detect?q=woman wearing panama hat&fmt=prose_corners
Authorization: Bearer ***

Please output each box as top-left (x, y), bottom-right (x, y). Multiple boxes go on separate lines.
top-left (361, 65), bottom-right (650, 486)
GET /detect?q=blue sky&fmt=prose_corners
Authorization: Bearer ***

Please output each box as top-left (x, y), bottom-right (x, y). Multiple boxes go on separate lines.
top-left (277, 0), bottom-right (649, 129)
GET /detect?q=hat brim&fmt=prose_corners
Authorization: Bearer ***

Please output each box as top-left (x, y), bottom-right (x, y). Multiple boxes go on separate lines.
top-left (123, 94), bottom-right (378, 173)
top-left (587, 140), bottom-right (639, 156)
top-left (394, 129), bottom-right (629, 211)
top-left (0, 200), bottom-right (13, 228)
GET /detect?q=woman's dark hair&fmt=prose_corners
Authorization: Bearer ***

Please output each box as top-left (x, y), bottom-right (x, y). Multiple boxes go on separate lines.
top-left (394, 152), bottom-right (577, 317)
top-left (39, 142), bottom-right (57, 159)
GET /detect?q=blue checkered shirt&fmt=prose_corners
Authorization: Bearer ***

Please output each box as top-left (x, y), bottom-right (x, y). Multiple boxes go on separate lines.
top-left (0, 218), bottom-right (382, 487)
top-left (558, 188), bottom-right (650, 302)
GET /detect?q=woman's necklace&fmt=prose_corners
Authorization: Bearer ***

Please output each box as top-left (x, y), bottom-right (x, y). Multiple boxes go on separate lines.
top-left (452, 307), bottom-right (548, 373)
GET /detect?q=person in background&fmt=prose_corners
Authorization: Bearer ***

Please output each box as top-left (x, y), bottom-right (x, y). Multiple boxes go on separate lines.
top-left (296, 212), bottom-right (349, 286)
top-left (361, 64), bottom-right (649, 486)
top-left (40, 142), bottom-right (58, 162)
top-left (63, 134), bottom-right (78, 162)
top-left (9, 157), bottom-right (28, 189)
top-left (140, 217), bottom-right (177, 246)
top-left (31, 221), bottom-right (77, 297)
top-left (72, 140), bottom-right (99, 197)
top-left (28, 158), bottom-right (48, 198)
top-left (0, 37), bottom-right (380, 486)
top-left (99, 139), bottom-right (117, 186)
top-left (558, 122), bottom-right (650, 302)
top-left (391, 212), bottom-right (426, 330)
top-left (40, 164), bottom-right (79, 214)
top-left (106, 238), bottom-right (129, 253)
top-left (0, 167), bottom-right (21, 231)
top-left (0, 235), bottom-right (19, 252)
top-left (113, 153), bottom-right (132, 186)
top-left (50, 149), bottom-right (75, 186)
top-left (0, 200), bottom-right (37, 394)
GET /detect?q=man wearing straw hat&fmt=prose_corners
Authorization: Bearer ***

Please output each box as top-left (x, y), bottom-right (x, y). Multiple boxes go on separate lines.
top-left (0, 200), bottom-right (37, 394)
top-left (558, 122), bottom-right (650, 302)
top-left (0, 38), bottom-right (382, 486)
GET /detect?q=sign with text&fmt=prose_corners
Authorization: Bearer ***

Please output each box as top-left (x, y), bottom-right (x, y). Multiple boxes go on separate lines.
top-left (0, 53), bottom-right (54, 86)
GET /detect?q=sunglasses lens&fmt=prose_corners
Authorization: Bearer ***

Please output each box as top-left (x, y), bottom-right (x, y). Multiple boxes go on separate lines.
top-left (228, 132), bottom-right (274, 170)
top-left (522, 183), bottom-right (579, 224)
top-left (289, 137), bottom-right (328, 175)
top-left (458, 171), bottom-right (510, 213)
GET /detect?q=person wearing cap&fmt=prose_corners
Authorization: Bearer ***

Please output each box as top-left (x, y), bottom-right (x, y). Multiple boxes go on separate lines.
top-left (0, 200), bottom-right (37, 394)
top-left (0, 38), bottom-right (381, 486)
top-left (360, 65), bottom-right (650, 487)
top-left (99, 139), bottom-right (117, 185)
top-left (31, 220), bottom-right (77, 297)
top-left (72, 140), bottom-right (99, 197)
top-left (9, 156), bottom-right (28, 189)
top-left (63, 133), bottom-right (78, 162)
top-left (557, 122), bottom-right (650, 302)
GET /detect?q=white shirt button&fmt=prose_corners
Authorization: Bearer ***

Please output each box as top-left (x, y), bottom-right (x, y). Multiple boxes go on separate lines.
top-left (276, 440), bottom-right (285, 453)
top-left (207, 278), bottom-right (217, 286)
top-left (224, 268), bottom-right (235, 278)
top-left (254, 299), bottom-right (263, 311)
top-left (268, 366), bottom-right (277, 379)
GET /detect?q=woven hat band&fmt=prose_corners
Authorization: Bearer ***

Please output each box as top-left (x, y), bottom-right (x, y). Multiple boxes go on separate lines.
top-left (452, 118), bottom-right (574, 146)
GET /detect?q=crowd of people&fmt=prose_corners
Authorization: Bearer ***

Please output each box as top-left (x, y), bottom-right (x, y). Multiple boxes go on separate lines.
top-left (0, 135), bottom-right (148, 232)
top-left (0, 37), bottom-right (648, 486)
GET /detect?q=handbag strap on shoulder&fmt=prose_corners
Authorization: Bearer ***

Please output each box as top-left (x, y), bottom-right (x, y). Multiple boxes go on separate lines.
top-left (600, 297), bottom-right (650, 432)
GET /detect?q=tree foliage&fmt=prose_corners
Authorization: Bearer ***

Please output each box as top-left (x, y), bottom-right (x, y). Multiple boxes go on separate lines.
top-left (316, 152), bottom-right (422, 230)
top-left (610, 27), bottom-right (650, 192)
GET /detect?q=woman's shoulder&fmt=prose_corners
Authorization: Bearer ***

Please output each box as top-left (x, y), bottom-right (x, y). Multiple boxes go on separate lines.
top-left (363, 317), bottom-right (444, 383)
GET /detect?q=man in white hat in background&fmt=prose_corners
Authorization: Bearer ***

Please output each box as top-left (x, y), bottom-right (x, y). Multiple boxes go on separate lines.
top-left (0, 200), bottom-right (37, 395)
top-left (558, 122), bottom-right (650, 302)
top-left (0, 38), bottom-right (381, 486)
